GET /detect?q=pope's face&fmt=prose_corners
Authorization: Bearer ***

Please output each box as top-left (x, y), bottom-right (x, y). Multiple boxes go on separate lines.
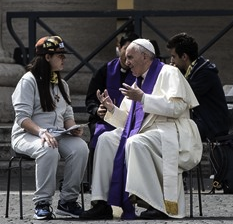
top-left (125, 46), bottom-right (146, 77)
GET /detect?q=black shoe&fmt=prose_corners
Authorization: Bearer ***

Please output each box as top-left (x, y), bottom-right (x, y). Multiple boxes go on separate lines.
top-left (56, 200), bottom-right (83, 218)
top-left (79, 202), bottom-right (113, 220)
top-left (33, 201), bottom-right (54, 220)
top-left (140, 206), bottom-right (168, 219)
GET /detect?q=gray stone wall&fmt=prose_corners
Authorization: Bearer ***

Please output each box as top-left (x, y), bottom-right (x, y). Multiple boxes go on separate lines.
top-left (1, 0), bottom-right (233, 123)
top-left (134, 0), bottom-right (233, 85)
top-left (1, 0), bottom-right (116, 122)
top-left (2, 0), bottom-right (116, 95)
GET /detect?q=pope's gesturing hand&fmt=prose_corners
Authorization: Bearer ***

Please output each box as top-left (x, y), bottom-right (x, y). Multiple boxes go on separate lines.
top-left (96, 89), bottom-right (115, 113)
top-left (119, 82), bottom-right (144, 102)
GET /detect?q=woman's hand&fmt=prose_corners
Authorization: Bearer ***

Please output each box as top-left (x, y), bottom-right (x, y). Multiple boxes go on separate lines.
top-left (64, 119), bottom-right (83, 137)
top-left (39, 130), bottom-right (58, 148)
top-left (21, 118), bottom-right (58, 148)
top-left (70, 128), bottom-right (83, 137)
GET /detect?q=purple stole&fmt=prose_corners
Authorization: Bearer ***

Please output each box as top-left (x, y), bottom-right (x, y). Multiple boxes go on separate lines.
top-left (90, 58), bottom-right (135, 148)
top-left (107, 59), bottom-right (164, 217)
top-left (107, 58), bottom-right (135, 106)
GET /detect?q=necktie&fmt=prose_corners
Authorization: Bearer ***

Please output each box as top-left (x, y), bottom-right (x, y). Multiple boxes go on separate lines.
top-left (137, 76), bottom-right (143, 88)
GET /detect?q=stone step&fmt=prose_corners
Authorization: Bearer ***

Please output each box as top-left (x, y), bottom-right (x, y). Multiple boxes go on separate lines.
top-left (0, 125), bottom-right (12, 164)
top-left (0, 124), bottom-right (11, 143)
top-left (0, 160), bottom-right (65, 176)
top-left (0, 142), bottom-right (11, 161)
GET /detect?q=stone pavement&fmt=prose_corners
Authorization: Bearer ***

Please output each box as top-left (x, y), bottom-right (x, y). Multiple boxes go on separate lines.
top-left (1, 176), bottom-right (233, 224)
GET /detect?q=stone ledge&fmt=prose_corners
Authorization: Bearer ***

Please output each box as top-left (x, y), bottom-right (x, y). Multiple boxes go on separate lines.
top-left (0, 160), bottom-right (65, 176)
top-left (0, 63), bottom-right (25, 87)
top-left (0, 124), bottom-right (12, 143)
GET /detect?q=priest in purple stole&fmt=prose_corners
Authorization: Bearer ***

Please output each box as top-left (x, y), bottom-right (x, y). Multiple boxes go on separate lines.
top-left (88, 58), bottom-right (135, 148)
top-left (80, 39), bottom-right (203, 220)
top-left (85, 32), bottom-right (139, 150)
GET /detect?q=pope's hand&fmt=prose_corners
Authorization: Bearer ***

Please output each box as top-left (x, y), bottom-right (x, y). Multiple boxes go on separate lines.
top-left (96, 89), bottom-right (114, 112)
top-left (119, 82), bottom-right (144, 102)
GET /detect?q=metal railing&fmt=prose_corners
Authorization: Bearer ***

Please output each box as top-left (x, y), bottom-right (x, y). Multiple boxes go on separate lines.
top-left (7, 10), bottom-right (233, 79)
top-left (6, 10), bottom-right (233, 112)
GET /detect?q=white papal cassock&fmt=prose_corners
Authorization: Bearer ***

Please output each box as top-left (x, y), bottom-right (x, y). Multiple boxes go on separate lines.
top-left (91, 64), bottom-right (203, 218)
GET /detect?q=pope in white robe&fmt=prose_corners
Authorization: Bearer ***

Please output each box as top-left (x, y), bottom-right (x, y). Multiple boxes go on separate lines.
top-left (80, 39), bottom-right (203, 220)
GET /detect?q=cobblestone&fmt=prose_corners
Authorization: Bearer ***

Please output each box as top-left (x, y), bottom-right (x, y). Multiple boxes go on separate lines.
top-left (1, 188), bottom-right (233, 224)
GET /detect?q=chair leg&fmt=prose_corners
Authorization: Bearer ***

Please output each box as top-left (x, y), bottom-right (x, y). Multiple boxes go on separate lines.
top-left (189, 170), bottom-right (193, 218)
top-left (196, 165), bottom-right (203, 216)
top-left (80, 182), bottom-right (85, 211)
top-left (5, 157), bottom-right (14, 218)
top-left (198, 163), bottom-right (205, 192)
top-left (19, 158), bottom-right (23, 219)
top-left (87, 147), bottom-right (94, 192)
top-left (189, 166), bottom-right (203, 218)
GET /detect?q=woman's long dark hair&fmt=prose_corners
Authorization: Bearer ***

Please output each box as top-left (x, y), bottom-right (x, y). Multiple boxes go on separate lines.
top-left (26, 55), bottom-right (71, 112)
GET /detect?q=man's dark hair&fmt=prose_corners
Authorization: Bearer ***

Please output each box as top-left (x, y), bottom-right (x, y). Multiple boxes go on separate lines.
top-left (166, 32), bottom-right (198, 61)
top-left (150, 39), bottom-right (161, 58)
top-left (119, 32), bottom-right (139, 47)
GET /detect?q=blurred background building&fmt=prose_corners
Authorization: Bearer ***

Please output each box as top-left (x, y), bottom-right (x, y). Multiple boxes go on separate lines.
top-left (1, 0), bottom-right (233, 123)
top-left (1, 0), bottom-right (233, 183)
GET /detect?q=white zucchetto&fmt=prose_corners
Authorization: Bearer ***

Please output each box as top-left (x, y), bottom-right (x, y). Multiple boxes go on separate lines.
top-left (132, 38), bottom-right (155, 54)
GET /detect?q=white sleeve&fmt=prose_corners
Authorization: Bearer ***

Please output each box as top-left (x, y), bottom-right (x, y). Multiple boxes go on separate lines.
top-left (143, 94), bottom-right (188, 118)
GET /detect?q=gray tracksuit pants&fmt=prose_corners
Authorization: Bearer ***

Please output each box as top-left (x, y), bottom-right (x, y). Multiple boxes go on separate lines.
top-left (14, 134), bottom-right (89, 205)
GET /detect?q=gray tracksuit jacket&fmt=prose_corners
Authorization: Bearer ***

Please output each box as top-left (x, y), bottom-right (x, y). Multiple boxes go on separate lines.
top-left (11, 71), bottom-right (74, 147)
